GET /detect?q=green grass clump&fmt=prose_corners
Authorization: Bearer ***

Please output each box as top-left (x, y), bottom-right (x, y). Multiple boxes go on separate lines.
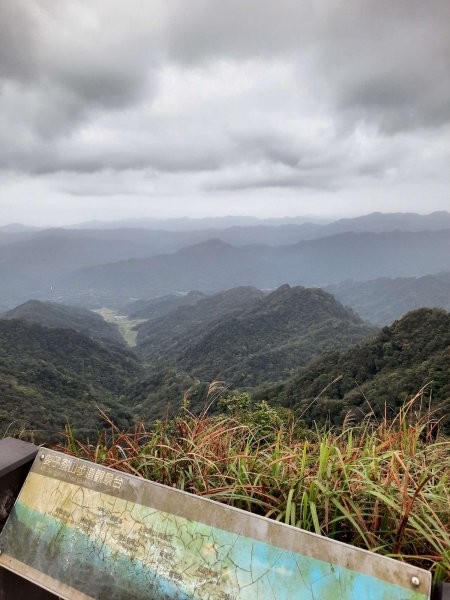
top-left (57, 391), bottom-right (450, 583)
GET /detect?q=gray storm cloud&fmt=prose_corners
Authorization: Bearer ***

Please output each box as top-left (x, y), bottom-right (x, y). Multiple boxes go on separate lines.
top-left (0, 0), bottom-right (449, 223)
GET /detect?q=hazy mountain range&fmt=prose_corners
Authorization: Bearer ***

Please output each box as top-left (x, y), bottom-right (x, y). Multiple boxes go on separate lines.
top-left (54, 230), bottom-right (450, 307)
top-left (327, 273), bottom-right (450, 325)
top-left (3, 211), bottom-right (448, 235)
top-left (1, 211), bottom-right (449, 309)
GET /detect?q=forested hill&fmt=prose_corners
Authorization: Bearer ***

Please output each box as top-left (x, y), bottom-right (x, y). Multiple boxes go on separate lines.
top-left (136, 285), bottom-right (376, 388)
top-left (2, 300), bottom-right (123, 346)
top-left (256, 308), bottom-right (450, 430)
top-left (135, 286), bottom-right (265, 354)
top-left (0, 319), bottom-right (141, 441)
top-left (326, 272), bottom-right (450, 325)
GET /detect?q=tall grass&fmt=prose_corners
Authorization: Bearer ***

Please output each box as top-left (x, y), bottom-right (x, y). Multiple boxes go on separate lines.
top-left (57, 396), bottom-right (450, 583)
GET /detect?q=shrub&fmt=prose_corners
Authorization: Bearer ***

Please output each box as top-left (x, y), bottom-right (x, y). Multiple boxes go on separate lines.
top-left (57, 392), bottom-right (450, 583)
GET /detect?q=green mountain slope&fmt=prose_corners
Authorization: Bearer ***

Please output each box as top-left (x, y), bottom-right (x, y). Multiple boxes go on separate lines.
top-left (122, 369), bottom-right (209, 424)
top-left (0, 319), bottom-right (141, 441)
top-left (172, 285), bottom-right (376, 387)
top-left (136, 286), bottom-right (266, 360)
top-left (256, 308), bottom-right (450, 429)
top-left (2, 300), bottom-right (124, 346)
top-left (326, 273), bottom-right (450, 325)
top-left (136, 285), bottom-right (376, 388)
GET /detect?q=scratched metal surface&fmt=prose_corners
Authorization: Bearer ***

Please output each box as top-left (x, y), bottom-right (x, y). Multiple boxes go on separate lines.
top-left (0, 449), bottom-right (431, 600)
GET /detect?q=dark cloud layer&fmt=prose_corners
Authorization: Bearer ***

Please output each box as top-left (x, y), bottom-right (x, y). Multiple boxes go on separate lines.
top-left (0, 0), bottom-right (449, 223)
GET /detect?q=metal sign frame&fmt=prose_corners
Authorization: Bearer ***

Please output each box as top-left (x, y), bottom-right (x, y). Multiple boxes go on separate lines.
top-left (0, 449), bottom-right (431, 599)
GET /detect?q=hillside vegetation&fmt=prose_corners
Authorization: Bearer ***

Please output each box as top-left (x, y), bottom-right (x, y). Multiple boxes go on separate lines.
top-left (2, 294), bottom-right (448, 439)
top-left (156, 285), bottom-right (376, 387)
top-left (118, 286), bottom-right (376, 422)
top-left (2, 299), bottom-right (123, 346)
top-left (256, 308), bottom-right (450, 430)
top-left (136, 286), bottom-right (265, 358)
top-left (59, 399), bottom-right (450, 583)
top-left (0, 319), bottom-right (140, 441)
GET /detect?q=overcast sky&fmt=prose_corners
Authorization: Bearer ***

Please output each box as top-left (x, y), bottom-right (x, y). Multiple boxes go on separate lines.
top-left (1, 0), bottom-right (449, 226)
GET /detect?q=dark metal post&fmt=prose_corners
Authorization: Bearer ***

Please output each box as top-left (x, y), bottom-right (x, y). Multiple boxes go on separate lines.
top-left (0, 438), bottom-right (58, 599)
top-left (0, 437), bottom-right (38, 532)
top-left (432, 583), bottom-right (450, 600)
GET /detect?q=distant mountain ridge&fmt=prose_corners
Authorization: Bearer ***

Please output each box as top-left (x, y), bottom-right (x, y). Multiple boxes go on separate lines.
top-left (1, 211), bottom-right (450, 309)
top-left (0, 223), bottom-right (40, 233)
top-left (0, 235), bottom-right (146, 309)
top-left (54, 230), bottom-right (450, 306)
top-left (4, 210), bottom-right (446, 233)
top-left (2, 211), bottom-right (449, 247)
top-left (316, 211), bottom-right (450, 236)
top-left (70, 215), bottom-right (329, 230)
top-left (327, 273), bottom-right (450, 324)
top-left (55, 239), bottom-right (275, 306)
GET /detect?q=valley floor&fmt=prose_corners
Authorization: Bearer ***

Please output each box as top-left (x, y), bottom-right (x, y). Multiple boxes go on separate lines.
top-left (94, 308), bottom-right (147, 347)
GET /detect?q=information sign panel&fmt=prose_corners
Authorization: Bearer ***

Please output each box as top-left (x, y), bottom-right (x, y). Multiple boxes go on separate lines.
top-left (0, 449), bottom-right (431, 599)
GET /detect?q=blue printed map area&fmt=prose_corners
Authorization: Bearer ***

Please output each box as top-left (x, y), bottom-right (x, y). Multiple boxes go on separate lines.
top-left (0, 472), bottom-right (428, 600)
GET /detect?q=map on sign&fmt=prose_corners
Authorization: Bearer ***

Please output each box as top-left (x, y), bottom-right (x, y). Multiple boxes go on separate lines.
top-left (0, 450), bottom-right (431, 600)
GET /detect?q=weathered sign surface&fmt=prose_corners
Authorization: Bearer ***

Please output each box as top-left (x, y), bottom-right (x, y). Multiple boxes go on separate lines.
top-left (0, 449), bottom-right (431, 600)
